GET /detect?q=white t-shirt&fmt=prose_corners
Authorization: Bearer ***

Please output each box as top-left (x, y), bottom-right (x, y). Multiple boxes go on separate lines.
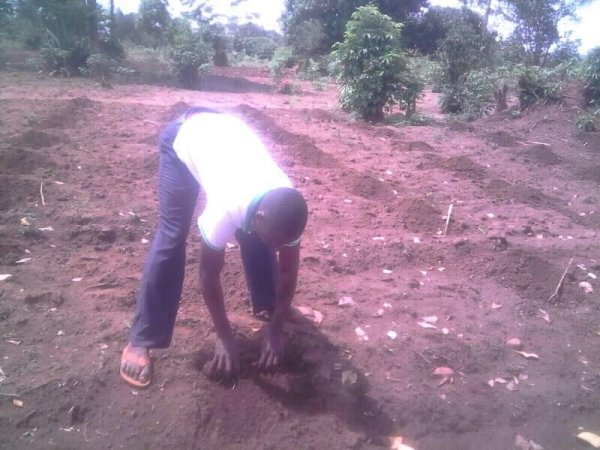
top-left (172, 112), bottom-right (292, 250)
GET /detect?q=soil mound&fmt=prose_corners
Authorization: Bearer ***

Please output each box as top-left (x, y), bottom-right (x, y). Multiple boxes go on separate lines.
top-left (424, 154), bottom-right (487, 180)
top-left (10, 130), bottom-right (63, 149)
top-left (396, 197), bottom-right (442, 232)
top-left (345, 171), bottom-right (395, 201)
top-left (0, 147), bottom-right (56, 173)
top-left (579, 165), bottom-right (600, 183)
top-left (408, 141), bottom-right (435, 152)
top-left (483, 178), bottom-right (561, 210)
top-left (486, 129), bottom-right (521, 147)
top-left (39, 97), bottom-right (96, 129)
top-left (0, 176), bottom-right (38, 210)
top-left (520, 144), bottom-right (562, 165)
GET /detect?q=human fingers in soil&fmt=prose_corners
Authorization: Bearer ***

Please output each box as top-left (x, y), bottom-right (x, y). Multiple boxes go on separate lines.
top-left (204, 337), bottom-right (240, 384)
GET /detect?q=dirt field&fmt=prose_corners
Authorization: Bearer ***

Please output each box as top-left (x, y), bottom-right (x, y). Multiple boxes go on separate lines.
top-left (0, 67), bottom-right (599, 450)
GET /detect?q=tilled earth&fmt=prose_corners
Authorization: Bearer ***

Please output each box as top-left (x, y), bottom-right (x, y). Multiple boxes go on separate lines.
top-left (0, 68), bottom-right (599, 450)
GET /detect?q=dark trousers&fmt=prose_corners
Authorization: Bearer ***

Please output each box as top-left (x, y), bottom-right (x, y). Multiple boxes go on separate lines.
top-left (129, 117), bottom-right (276, 348)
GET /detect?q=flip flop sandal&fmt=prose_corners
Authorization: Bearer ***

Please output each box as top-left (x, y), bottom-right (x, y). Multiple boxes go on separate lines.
top-left (120, 347), bottom-right (152, 389)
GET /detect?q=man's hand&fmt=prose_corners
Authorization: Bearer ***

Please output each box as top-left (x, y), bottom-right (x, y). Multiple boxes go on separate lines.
top-left (206, 336), bottom-right (239, 381)
top-left (258, 324), bottom-right (285, 370)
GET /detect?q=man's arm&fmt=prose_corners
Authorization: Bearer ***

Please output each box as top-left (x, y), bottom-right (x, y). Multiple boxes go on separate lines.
top-left (258, 242), bottom-right (300, 369)
top-left (271, 243), bottom-right (300, 328)
top-left (199, 238), bottom-right (238, 378)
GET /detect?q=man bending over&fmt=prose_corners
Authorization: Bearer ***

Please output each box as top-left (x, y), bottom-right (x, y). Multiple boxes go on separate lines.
top-left (120, 107), bottom-right (308, 388)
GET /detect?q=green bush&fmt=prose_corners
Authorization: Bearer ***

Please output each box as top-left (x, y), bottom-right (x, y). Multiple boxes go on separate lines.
top-left (168, 27), bottom-right (214, 89)
top-left (443, 69), bottom-right (496, 120)
top-left (332, 5), bottom-right (422, 121)
top-left (409, 56), bottom-right (441, 87)
top-left (583, 47), bottom-right (600, 108)
top-left (100, 37), bottom-right (126, 61)
top-left (40, 42), bottom-right (89, 76)
top-left (169, 41), bottom-right (213, 89)
top-left (82, 53), bottom-right (117, 82)
top-left (576, 113), bottom-right (597, 132)
top-left (269, 46), bottom-right (295, 83)
top-left (517, 66), bottom-right (562, 110)
top-left (238, 36), bottom-right (277, 60)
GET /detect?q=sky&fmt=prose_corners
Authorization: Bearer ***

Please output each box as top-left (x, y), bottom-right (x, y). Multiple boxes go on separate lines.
top-left (105, 0), bottom-right (600, 54)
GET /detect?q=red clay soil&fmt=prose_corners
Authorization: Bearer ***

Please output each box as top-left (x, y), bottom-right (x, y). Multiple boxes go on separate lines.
top-left (0, 68), bottom-right (599, 450)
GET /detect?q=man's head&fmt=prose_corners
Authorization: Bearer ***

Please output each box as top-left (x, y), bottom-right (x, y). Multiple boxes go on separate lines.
top-left (252, 188), bottom-right (308, 247)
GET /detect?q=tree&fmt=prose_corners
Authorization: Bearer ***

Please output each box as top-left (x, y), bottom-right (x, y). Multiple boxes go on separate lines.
top-left (583, 47), bottom-right (600, 110)
top-left (437, 9), bottom-right (497, 114)
top-left (504, 0), bottom-right (590, 66)
top-left (168, 18), bottom-right (213, 88)
top-left (137, 0), bottom-right (171, 47)
top-left (87, 0), bottom-right (99, 52)
top-left (403, 6), bottom-right (485, 55)
top-left (286, 19), bottom-right (324, 68)
top-left (439, 10), bottom-right (496, 85)
top-left (332, 5), bottom-right (422, 121)
top-left (0, 0), bottom-right (15, 39)
top-left (283, 0), bottom-right (427, 57)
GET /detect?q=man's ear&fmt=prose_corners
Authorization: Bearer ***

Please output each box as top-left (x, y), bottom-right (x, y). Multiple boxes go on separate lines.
top-left (250, 209), bottom-right (265, 231)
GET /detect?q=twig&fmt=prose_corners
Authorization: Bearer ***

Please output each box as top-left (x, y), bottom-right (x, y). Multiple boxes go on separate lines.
top-left (414, 351), bottom-right (432, 366)
top-left (547, 257), bottom-right (574, 303)
top-left (40, 181), bottom-right (46, 206)
top-left (143, 119), bottom-right (160, 125)
top-left (516, 140), bottom-right (551, 147)
top-left (0, 392), bottom-right (19, 397)
top-left (443, 204), bottom-right (454, 236)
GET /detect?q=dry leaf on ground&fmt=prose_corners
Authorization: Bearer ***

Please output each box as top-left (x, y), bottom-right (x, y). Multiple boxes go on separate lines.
top-left (417, 321), bottom-right (438, 330)
top-left (515, 351), bottom-right (539, 360)
top-left (577, 431), bottom-right (600, 448)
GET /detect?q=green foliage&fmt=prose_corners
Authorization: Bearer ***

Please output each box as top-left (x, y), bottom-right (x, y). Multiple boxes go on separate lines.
top-left (168, 24), bottom-right (214, 89)
top-left (137, 0), bottom-right (171, 48)
top-left (99, 36), bottom-right (125, 60)
top-left (269, 46), bottom-right (296, 83)
top-left (332, 5), bottom-right (422, 121)
top-left (119, 44), bottom-right (171, 82)
top-left (238, 36), bottom-right (277, 60)
top-left (460, 69), bottom-right (495, 119)
top-left (81, 53), bottom-right (117, 82)
top-left (31, 0), bottom-right (93, 75)
top-left (403, 6), bottom-right (481, 56)
top-left (408, 56), bottom-right (441, 86)
top-left (504, 0), bottom-right (589, 67)
top-left (438, 10), bottom-right (496, 86)
top-left (282, 0), bottom-right (427, 57)
top-left (286, 19), bottom-right (325, 64)
top-left (583, 47), bottom-right (600, 108)
top-left (517, 66), bottom-right (563, 109)
top-left (576, 113), bottom-right (596, 132)
top-left (40, 43), bottom-right (89, 76)
top-left (436, 9), bottom-right (497, 115)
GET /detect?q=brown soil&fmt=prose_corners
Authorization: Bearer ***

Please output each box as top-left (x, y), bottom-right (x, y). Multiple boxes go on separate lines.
top-left (0, 69), bottom-right (599, 450)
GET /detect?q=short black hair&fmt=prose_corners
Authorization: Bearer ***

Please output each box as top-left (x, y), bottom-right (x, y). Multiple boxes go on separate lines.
top-left (259, 188), bottom-right (308, 243)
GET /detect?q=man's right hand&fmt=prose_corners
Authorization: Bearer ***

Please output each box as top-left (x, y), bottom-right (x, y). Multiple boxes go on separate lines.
top-left (206, 336), bottom-right (239, 382)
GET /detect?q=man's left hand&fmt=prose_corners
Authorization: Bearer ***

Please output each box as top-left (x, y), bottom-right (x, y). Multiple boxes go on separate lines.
top-left (258, 324), bottom-right (285, 370)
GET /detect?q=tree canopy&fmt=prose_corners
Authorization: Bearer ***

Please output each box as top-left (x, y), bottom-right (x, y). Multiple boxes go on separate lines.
top-left (283, 0), bottom-right (427, 56)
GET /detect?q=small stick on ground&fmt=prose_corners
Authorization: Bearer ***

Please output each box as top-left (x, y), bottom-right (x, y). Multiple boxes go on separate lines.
top-left (546, 257), bottom-right (574, 303)
top-left (40, 181), bottom-right (45, 206)
top-left (143, 119), bottom-right (160, 125)
top-left (443, 204), bottom-right (454, 236)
